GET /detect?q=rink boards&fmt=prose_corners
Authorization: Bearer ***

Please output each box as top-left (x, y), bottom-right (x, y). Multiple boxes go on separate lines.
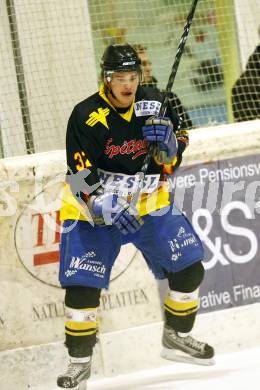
top-left (0, 119), bottom-right (260, 388)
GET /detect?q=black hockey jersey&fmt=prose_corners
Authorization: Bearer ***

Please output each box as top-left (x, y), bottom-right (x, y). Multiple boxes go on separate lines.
top-left (60, 84), bottom-right (189, 221)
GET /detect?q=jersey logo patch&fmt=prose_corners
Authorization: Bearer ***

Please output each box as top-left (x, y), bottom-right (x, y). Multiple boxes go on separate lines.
top-left (98, 168), bottom-right (160, 196)
top-left (134, 100), bottom-right (161, 117)
top-left (104, 138), bottom-right (148, 159)
top-left (86, 107), bottom-right (110, 129)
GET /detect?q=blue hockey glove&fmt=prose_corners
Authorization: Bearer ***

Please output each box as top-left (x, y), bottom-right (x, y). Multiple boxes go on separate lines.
top-left (89, 192), bottom-right (143, 234)
top-left (142, 116), bottom-right (178, 162)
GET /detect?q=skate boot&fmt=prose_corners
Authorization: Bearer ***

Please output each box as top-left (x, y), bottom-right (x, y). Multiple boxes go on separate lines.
top-left (161, 325), bottom-right (215, 366)
top-left (57, 357), bottom-right (91, 389)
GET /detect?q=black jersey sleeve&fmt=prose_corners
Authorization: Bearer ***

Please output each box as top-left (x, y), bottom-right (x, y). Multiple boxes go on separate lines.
top-left (66, 105), bottom-right (104, 204)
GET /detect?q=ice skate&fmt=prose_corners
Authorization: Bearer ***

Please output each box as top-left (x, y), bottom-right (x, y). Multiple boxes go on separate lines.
top-left (57, 358), bottom-right (91, 389)
top-left (161, 325), bottom-right (215, 366)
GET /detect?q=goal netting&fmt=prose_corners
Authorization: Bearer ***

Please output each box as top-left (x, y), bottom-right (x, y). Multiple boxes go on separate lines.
top-left (0, 0), bottom-right (259, 158)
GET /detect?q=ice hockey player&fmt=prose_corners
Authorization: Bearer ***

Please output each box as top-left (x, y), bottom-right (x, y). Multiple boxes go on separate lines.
top-left (57, 43), bottom-right (214, 389)
top-left (231, 43), bottom-right (260, 122)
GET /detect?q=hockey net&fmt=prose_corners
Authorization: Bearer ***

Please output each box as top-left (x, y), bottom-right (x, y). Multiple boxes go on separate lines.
top-left (0, 0), bottom-right (259, 158)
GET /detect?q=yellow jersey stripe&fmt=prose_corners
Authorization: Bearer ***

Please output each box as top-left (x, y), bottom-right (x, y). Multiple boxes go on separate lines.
top-left (60, 182), bottom-right (171, 221)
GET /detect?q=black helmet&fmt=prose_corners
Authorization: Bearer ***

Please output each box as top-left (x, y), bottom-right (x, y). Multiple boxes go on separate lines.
top-left (101, 44), bottom-right (141, 74)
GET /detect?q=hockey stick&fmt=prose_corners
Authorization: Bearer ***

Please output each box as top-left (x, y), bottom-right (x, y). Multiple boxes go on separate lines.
top-left (131, 0), bottom-right (199, 207)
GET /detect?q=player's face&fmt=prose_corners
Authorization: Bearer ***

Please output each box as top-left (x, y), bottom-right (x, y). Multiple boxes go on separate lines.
top-left (107, 71), bottom-right (139, 107)
top-left (137, 50), bottom-right (152, 82)
top-left (141, 60), bottom-right (152, 82)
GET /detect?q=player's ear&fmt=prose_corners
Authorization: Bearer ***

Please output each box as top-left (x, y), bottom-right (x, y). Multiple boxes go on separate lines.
top-left (104, 78), bottom-right (111, 92)
top-left (103, 72), bottom-right (111, 87)
top-left (101, 70), bottom-right (109, 86)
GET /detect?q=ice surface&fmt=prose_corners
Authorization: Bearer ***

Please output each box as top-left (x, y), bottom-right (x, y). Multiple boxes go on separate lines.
top-left (87, 347), bottom-right (260, 390)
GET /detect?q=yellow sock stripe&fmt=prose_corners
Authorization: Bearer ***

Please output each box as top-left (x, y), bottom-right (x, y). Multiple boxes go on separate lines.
top-left (164, 297), bottom-right (198, 312)
top-left (65, 320), bottom-right (98, 331)
top-left (164, 304), bottom-right (198, 317)
top-left (65, 329), bottom-right (97, 337)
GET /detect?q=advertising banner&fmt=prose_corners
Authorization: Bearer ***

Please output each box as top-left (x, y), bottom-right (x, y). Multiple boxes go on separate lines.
top-left (172, 153), bottom-right (260, 313)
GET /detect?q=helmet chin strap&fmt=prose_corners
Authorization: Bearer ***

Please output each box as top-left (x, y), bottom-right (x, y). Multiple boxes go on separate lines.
top-left (109, 87), bottom-right (117, 101)
top-left (104, 80), bottom-right (120, 104)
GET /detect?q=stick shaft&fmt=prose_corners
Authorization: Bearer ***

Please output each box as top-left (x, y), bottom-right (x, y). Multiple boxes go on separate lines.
top-left (160, 0), bottom-right (199, 116)
top-left (132, 0), bottom-right (199, 207)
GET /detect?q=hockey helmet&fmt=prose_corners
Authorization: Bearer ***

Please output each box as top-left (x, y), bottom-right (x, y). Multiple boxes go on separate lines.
top-left (101, 44), bottom-right (141, 75)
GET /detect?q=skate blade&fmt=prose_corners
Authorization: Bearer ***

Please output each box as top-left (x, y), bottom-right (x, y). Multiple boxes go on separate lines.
top-left (57, 379), bottom-right (87, 390)
top-left (161, 347), bottom-right (215, 366)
